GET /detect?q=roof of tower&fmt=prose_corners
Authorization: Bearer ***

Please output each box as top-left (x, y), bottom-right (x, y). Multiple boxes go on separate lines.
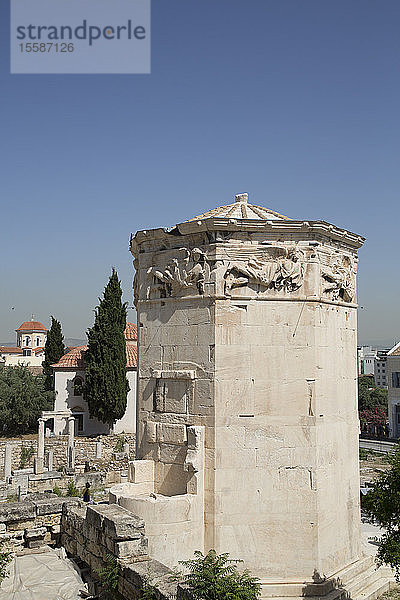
top-left (16, 320), bottom-right (47, 332)
top-left (185, 193), bottom-right (291, 222)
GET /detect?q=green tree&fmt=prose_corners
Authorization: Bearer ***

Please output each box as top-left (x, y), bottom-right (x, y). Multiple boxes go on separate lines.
top-left (0, 366), bottom-right (54, 435)
top-left (84, 268), bottom-right (129, 426)
top-left (0, 543), bottom-right (11, 584)
top-left (358, 376), bottom-right (387, 412)
top-left (43, 316), bottom-right (65, 391)
top-left (178, 550), bottom-right (261, 600)
top-left (363, 444), bottom-right (400, 579)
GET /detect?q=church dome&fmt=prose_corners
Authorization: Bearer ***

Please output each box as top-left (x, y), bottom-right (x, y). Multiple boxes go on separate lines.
top-left (16, 320), bottom-right (47, 332)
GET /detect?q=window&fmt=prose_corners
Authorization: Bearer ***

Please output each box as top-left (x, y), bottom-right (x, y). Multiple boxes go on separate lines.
top-left (36, 337), bottom-right (40, 346)
top-left (23, 349), bottom-right (31, 356)
top-left (73, 376), bottom-right (84, 396)
top-left (392, 373), bottom-right (400, 388)
top-left (71, 408), bottom-right (84, 434)
top-left (73, 414), bottom-right (84, 433)
top-left (25, 336), bottom-right (31, 347)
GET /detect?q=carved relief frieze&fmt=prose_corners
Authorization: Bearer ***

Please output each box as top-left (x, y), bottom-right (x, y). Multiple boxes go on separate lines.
top-left (320, 253), bottom-right (356, 303)
top-left (135, 241), bottom-right (356, 303)
top-left (145, 247), bottom-right (209, 299)
top-left (223, 246), bottom-right (305, 296)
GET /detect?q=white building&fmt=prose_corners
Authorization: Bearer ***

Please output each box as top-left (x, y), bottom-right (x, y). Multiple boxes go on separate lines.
top-left (374, 350), bottom-right (388, 388)
top-left (0, 319), bottom-right (47, 368)
top-left (49, 323), bottom-right (137, 436)
top-left (358, 345), bottom-right (377, 376)
top-left (387, 342), bottom-right (400, 437)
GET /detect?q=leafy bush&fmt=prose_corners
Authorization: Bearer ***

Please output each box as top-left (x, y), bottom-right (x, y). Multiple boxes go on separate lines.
top-left (178, 550), bottom-right (261, 600)
top-left (52, 485), bottom-right (63, 497)
top-left (113, 436), bottom-right (126, 453)
top-left (97, 554), bottom-right (120, 595)
top-left (66, 481), bottom-right (80, 497)
top-left (0, 543), bottom-right (11, 584)
top-left (363, 443), bottom-right (400, 579)
top-left (19, 445), bottom-right (35, 468)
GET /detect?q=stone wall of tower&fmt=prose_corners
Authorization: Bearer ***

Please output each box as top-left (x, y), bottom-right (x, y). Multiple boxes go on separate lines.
top-left (131, 217), bottom-right (364, 583)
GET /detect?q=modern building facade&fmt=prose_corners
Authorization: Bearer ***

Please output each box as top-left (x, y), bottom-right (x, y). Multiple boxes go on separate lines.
top-left (387, 342), bottom-right (400, 437)
top-left (358, 346), bottom-right (377, 376)
top-left (374, 350), bottom-right (388, 389)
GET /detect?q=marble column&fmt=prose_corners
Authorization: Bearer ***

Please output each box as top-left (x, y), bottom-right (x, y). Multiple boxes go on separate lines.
top-left (67, 416), bottom-right (75, 469)
top-left (4, 444), bottom-right (12, 479)
top-left (96, 441), bottom-right (102, 459)
top-left (123, 442), bottom-right (130, 458)
top-left (47, 450), bottom-right (54, 472)
top-left (34, 418), bottom-right (45, 474)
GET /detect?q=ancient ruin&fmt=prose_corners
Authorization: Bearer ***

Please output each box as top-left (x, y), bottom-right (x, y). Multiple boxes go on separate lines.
top-left (0, 194), bottom-right (394, 600)
top-left (108, 193), bottom-right (393, 599)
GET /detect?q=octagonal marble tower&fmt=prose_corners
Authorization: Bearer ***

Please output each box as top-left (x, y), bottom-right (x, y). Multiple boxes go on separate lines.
top-left (125, 194), bottom-right (388, 597)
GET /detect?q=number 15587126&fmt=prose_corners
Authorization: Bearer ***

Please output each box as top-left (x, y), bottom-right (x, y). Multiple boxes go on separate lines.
top-left (19, 42), bottom-right (74, 53)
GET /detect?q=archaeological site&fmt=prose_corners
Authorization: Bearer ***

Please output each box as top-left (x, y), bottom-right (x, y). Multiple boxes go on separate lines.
top-left (0, 194), bottom-right (394, 600)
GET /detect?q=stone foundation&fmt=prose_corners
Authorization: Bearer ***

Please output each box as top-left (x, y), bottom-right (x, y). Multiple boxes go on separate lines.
top-left (0, 495), bottom-right (81, 552)
top-left (61, 502), bottom-right (181, 600)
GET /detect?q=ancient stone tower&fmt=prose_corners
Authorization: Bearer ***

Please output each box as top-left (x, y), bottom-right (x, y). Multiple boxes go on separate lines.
top-left (124, 193), bottom-right (388, 597)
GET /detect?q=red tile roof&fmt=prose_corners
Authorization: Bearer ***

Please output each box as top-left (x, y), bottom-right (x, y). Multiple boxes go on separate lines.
top-left (52, 343), bottom-right (137, 369)
top-left (16, 321), bottom-right (47, 332)
top-left (124, 322), bottom-right (137, 340)
top-left (52, 346), bottom-right (88, 369)
top-left (33, 347), bottom-right (45, 354)
top-left (126, 345), bottom-right (138, 368)
top-left (0, 346), bottom-right (23, 354)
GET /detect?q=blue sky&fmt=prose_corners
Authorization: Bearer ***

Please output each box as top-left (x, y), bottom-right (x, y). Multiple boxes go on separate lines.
top-left (1, 0), bottom-right (399, 346)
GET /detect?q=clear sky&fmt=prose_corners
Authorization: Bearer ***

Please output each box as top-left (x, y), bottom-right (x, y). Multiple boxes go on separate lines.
top-left (1, 0), bottom-right (399, 347)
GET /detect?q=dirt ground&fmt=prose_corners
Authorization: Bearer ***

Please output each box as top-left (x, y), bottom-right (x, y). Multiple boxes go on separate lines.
top-left (359, 449), bottom-right (392, 487)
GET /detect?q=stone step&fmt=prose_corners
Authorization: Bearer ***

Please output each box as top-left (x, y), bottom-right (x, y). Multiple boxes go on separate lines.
top-left (344, 565), bottom-right (384, 597)
top-left (332, 556), bottom-right (375, 587)
top-left (260, 591), bottom-right (345, 600)
top-left (352, 576), bottom-right (391, 600)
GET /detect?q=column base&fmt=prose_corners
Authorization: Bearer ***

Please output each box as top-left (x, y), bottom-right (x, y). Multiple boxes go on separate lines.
top-left (34, 457), bottom-right (44, 475)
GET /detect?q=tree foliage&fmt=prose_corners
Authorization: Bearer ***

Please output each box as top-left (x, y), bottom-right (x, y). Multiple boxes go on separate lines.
top-left (0, 366), bottom-right (54, 435)
top-left (178, 550), bottom-right (261, 600)
top-left (358, 376), bottom-right (388, 412)
top-left (97, 554), bottom-right (120, 595)
top-left (43, 316), bottom-right (65, 391)
top-left (359, 407), bottom-right (387, 427)
top-left (0, 544), bottom-right (11, 584)
top-left (84, 269), bottom-right (129, 426)
top-left (363, 444), bottom-right (400, 579)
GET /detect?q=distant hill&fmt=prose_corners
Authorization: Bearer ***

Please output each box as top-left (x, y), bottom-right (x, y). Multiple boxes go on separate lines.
top-left (65, 338), bottom-right (86, 348)
top-left (0, 339), bottom-right (86, 349)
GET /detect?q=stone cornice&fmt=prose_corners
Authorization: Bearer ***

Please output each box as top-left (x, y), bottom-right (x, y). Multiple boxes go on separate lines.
top-left (131, 219), bottom-right (365, 251)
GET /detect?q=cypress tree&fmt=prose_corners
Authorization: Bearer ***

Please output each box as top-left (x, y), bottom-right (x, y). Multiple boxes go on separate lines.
top-left (84, 268), bottom-right (129, 426)
top-left (43, 316), bottom-right (65, 391)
